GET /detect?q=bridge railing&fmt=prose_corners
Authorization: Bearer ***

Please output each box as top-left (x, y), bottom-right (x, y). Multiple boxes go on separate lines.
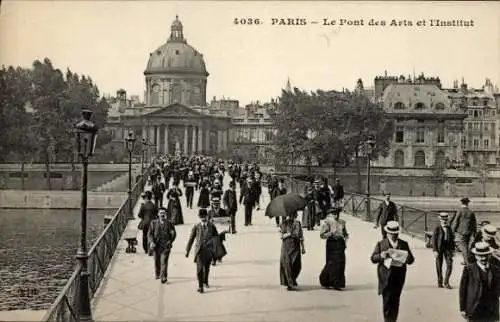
top-left (285, 175), bottom-right (439, 240)
top-left (41, 171), bottom-right (148, 322)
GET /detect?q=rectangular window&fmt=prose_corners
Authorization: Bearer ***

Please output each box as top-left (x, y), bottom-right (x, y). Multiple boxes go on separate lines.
top-left (416, 127), bottom-right (425, 143)
top-left (395, 126), bottom-right (404, 143)
top-left (474, 139), bottom-right (479, 148)
top-left (468, 123), bottom-right (472, 130)
top-left (485, 123), bottom-right (489, 131)
top-left (437, 126), bottom-right (445, 143)
top-left (484, 139), bottom-right (489, 148)
top-left (461, 137), bottom-right (467, 148)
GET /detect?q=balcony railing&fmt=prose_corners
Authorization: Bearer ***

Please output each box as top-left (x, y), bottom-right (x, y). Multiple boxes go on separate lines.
top-left (41, 170), bottom-right (148, 322)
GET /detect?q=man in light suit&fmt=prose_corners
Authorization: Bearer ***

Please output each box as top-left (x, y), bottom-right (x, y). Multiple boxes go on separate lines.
top-left (459, 242), bottom-right (500, 322)
top-left (375, 193), bottom-right (399, 239)
top-left (371, 221), bottom-right (415, 322)
top-left (186, 209), bottom-right (219, 293)
top-left (148, 207), bottom-right (176, 283)
top-left (451, 197), bottom-right (477, 265)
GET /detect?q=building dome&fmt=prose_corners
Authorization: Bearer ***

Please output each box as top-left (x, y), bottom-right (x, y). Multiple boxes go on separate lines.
top-left (144, 16), bottom-right (208, 76)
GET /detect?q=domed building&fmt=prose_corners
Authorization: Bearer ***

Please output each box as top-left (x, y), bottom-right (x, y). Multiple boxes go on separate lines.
top-left (144, 15), bottom-right (208, 107)
top-left (111, 16), bottom-right (232, 156)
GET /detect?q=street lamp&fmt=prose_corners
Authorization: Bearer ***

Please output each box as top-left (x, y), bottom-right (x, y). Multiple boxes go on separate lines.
top-left (74, 109), bottom-right (98, 322)
top-left (125, 130), bottom-right (136, 220)
top-left (141, 138), bottom-right (147, 179)
top-left (306, 130), bottom-right (317, 177)
top-left (365, 136), bottom-right (376, 221)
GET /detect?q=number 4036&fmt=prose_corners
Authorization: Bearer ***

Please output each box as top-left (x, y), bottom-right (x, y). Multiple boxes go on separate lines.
top-left (234, 18), bottom-right (262, 25)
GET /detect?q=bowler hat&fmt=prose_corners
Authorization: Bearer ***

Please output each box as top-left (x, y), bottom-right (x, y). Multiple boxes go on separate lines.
top-left (198, 209), bottom-right (208, 219)
top-left (384, 221), bottom-right (400, 234)
top-left (471, 241), bottom-right (493, 256)
top-left (482, 224), bottom-right (497, 237)
top-left (460, 197), bottom-right (470, 204)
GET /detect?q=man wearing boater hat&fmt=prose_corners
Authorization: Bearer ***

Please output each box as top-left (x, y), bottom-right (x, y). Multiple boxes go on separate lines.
top-left (451, 197), bottom-right (477, 265)
top-left (432, 212), bottom-right (455, 289)
top-left (371, 221), bottom-right (415, 322)
top-left (208, 196), bottom-right (227, 221)
top-left (459, 241), bottom-right (500, 322)
top-left (186, 209), bottom-right (219, 293)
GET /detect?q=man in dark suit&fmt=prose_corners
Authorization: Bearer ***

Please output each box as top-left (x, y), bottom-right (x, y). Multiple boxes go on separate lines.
top-left (459, 242), bottom-right (500, 321)
top-left (138, 191), bottom-right (158, 254)
top-left (240, 177), bottom-right (257, 226)
top-left (375, 193), bottom-right (399, 239)
top-left (186, 209), bottom-right (219, 293)
top-left (152, 178), bottom-right (166, 209)
top-left (331, 178), bottom-right (345, 209)
top-left (371, 221), bottom-right (415, 322)
top-left (451, 197), bottom-right (477, 266)
top-left (148, 207), bottom-right (176, 283)
top-left (432, 212), bottom-right (455, 289)
top-left (223, 181), bottom-right (238, 234)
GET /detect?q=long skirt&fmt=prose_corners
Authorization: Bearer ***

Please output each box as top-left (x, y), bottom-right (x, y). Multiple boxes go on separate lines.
top-left (319, 237), bottom-right (346, 288)
top-left (198, 189), bottom-right (210, 208)
top-left (168, 199), bottom-right (184, 225)
top-left (302, 204), bottom-right (316, 230)
top-left (280, 238), bottom-right (302, 287)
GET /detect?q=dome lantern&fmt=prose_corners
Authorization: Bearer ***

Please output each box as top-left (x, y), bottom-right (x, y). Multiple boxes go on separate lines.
top-left (169, 15), bottom-right (185, 43)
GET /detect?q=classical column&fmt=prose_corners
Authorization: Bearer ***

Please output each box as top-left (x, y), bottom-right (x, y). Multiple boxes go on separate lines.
top-left (217, 129), bottom-right (223, 153)
top-left (149, 127), bottom-right (154, 142)
top-left (191, 126), bottom-right (197, 154)
top-left (184, 125), bottom-right (189, 155)
top-left (142, 126), bottom-right (147, 139)
top-left (164, 124), bottom-right (169, 155)
top-left (223, 129), bottom-right (228, 151)
top-left (205, 129), bottom-right (210, 154)
top-left (156, 125), bottom-right (161, 154)
top-left (198, 126), bottom-right (203, 153)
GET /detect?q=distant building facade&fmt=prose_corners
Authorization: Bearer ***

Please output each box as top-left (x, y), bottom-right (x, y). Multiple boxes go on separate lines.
top-left (444, 79), bottom-right (499, 166)
top-left (374, 74), bottom-right (467, 168)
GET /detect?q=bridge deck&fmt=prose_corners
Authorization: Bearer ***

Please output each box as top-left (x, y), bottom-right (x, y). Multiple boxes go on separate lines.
top-left (91, 175), bottom-right (462, 322)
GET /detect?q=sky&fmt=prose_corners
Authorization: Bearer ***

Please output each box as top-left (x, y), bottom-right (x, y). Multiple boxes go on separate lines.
top-left (1, 1), bottom-right (499, 106)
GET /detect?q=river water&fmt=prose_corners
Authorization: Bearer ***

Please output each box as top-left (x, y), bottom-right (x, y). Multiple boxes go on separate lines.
top-left (0, 209), bottom-right (114, 311)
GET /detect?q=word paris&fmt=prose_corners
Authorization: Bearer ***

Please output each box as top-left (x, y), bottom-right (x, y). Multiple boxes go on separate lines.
top-left (266, 18), bottom-right (474, 27)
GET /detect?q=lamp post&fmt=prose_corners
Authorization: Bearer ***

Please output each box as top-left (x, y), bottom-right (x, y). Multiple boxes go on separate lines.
top-left (365, 136), bottom-right (376, 222)
top-left (125, 130), bottom-right (136, 220)
top-left (306, 130), bottom-right (317, 178)
top-left (74, 109), bottom-right (98, 322)
top-left (141, 138), bottom-right (147, 180)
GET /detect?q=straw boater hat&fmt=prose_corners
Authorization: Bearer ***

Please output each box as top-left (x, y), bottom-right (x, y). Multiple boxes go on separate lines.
top-left (384, 221), bottom-right (400, 234)
top-left (482, 224), bottom-right (497, 237)
top-left (438, 212), bottom-right (449, 220)
top-left (211, 197), bottom-right (221, 204)
top-left (471, 241), bottom-right (493, 256)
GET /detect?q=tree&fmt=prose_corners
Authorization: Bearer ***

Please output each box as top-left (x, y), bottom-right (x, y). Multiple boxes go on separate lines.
top-left (472, 158), bottom-right (490, 197)
top-left (273, 87), bottom-right (394, 189)
top-left (430, 162), bottom-right (448, 197)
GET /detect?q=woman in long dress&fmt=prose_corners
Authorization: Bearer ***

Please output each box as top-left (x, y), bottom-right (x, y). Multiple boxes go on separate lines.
top-left (197, 177), bottom-right (211, 208)
top-left (319, 208), bottom-right (349, 290)
top-left (280, 212), bottom-right (306, 291)
top-left (166, 183), bottom-right (184, 225)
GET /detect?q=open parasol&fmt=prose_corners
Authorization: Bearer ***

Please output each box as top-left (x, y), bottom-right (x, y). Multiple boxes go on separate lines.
top-left (265, 193), bottom-right (307, 217)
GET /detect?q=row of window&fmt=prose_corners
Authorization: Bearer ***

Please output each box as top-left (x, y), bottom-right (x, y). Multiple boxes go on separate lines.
top-left (467, 109), bottom-right (496, 118)
top-left (394, 126), bottom-right (445, 144)
top-left (393, 102), bottom-right (445, 110)
top-left (461, 138), bottom-right (491, 149)
top-left (393, 150), bottom-right (435, 167)
top-left (466, 122), bottom-right (496, 132)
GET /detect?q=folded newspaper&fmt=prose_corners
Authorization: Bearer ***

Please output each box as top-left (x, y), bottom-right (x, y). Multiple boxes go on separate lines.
top-left (383, 249), bottom-right (408, 268)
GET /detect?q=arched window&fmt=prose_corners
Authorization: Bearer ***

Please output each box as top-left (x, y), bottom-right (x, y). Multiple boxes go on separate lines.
top-left (394, 102), bottom-right (405, 110)
top-left (414, 150), bottom-right (426, 167)
top-left (435, 150), bottom-right (446, 167)
top-left (394, 150), bottom-right (405, 167)
top-left (151, 84), bottom-right (160, 105)
top-left (415, 102), bottom-right (426, 110)
top-left (435, 102), bottom-right (445, 110)
top-left (171, 83), bottom-right (182, 103)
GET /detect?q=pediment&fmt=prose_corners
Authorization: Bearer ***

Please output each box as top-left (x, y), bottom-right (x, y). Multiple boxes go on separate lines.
top-left (144, 103), bottom-right (204, 118)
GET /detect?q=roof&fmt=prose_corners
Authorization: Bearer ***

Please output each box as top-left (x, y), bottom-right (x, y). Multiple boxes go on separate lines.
top-left (382, 83), bottom-right (459, 115)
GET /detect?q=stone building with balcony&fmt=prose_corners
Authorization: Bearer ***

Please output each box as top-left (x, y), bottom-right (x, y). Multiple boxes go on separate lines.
top-left (374, 74), bottom-right (467, 168)
top-left (445, 79), bottom-right (499, 167)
